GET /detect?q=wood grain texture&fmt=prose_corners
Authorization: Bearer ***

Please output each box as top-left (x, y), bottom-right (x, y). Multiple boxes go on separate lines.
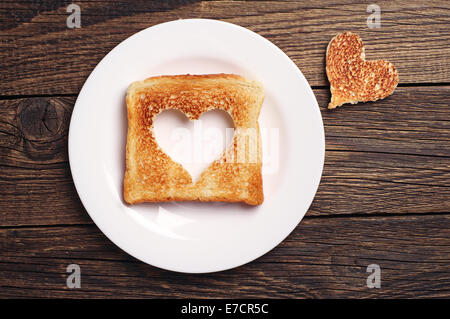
top-left (317, 87), bottom-right (450, 157)
top-left (0, 96), bottom-right (91, 226)
top-left (0, 87), bottom-right (449, 226)
top-left (1, 0), bottom-right (450, 299)
top-left (1, 214), bottom-right (449, 298)
top-left (0, 0), bottom-right (449, 95)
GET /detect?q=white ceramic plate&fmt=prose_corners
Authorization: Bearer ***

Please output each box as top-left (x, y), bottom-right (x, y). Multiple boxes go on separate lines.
top-left (69, 19), bottom-right (325, 273)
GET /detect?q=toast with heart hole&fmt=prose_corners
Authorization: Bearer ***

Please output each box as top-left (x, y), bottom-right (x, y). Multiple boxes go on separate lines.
top-left (124, 74), bottom-right (264, 205)
top-left (326, 32), bottom-right (399, 109)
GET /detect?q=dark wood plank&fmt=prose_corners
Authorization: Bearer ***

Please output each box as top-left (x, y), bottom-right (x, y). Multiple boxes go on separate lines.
top-left (310, 151), bottom-right (450, 216)
top-left (0, 96), bottom-right (91, 226)
top-left (317, 86), bottom-right (450, 157)
top-left (1, 87), bottom-right (449, 226)
top-left (1, 214), bottom-right (449, 298)
top-left (1, 0), bottom-right (449, 95)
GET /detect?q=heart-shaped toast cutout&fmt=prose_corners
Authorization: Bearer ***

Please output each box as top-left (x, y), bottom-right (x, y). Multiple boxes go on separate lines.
top-left (326, 32), bottom-right (399, 109)
top-left (153, 109), bottom-right (235, 183)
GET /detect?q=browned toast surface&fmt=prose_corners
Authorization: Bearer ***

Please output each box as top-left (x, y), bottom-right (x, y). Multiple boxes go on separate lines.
top-left (326, 32), bottom-right (399, 109)
top-left (124, 74), bottom-right (264, 205)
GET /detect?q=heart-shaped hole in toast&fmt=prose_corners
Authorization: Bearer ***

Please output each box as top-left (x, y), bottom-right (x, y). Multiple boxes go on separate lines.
top-left (326, 32), bottom-right (399, 109)
top-left (153, 109), bottom-right (235, 183)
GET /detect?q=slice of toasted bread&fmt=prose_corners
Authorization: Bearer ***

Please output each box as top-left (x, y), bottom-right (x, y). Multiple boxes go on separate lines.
top-left (326, 32), bottom-right (399, 109)
top-left (124, 74), bottom-right (264, 205)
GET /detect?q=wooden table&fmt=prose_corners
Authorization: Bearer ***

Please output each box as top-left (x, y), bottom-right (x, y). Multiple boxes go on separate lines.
top-left (1, 0), bottom-right (449, 298)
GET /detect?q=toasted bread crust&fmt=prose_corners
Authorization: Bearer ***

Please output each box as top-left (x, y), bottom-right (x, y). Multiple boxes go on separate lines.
top-left (124, 74), bottom-right (264, 205)
top-left (326, 32), bottom-right (399, 109)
